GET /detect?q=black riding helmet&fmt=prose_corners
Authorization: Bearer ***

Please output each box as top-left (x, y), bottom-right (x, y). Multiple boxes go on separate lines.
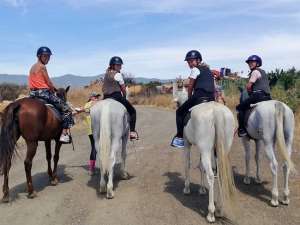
top-left (109, 56), bottom-right (123, 65)
top-left (184, 50), bottom-right (202, 61)
top-left (37, 46), bottom-right (52, 57)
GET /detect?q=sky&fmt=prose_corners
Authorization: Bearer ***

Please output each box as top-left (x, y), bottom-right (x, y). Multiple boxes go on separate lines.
top-left (0, 0), bottom-right (300, 78)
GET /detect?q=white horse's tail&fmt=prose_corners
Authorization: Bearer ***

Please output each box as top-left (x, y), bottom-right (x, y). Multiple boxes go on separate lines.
top-left (214, 107), bottom-right (236, 217)
top-left (99, 103), bottom-right (112, 175)
top-left (275, 102), bottom-right (295, 172)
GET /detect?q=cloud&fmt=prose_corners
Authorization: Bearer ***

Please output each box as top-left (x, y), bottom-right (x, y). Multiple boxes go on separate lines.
top-left (39, 32), bottom-right (300, 78)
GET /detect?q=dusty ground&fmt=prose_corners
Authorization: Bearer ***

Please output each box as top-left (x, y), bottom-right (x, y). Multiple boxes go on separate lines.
top-left (0, 106), bottom-right (299, 225)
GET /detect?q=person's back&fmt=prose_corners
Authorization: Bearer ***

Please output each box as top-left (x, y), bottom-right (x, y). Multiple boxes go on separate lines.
top-left (171, 50), bottom-right (215, 148)
top-left (29, 62), bottom-right (52, 91)
top-left (101, 56), bottom-right (138, 141)
top-left (236, 55), bottom-right (272, 137)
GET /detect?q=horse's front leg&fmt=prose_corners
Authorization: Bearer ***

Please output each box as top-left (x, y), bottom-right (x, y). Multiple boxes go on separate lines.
top-left (24, 141), bottom-right (38, 198)
top-left (242, 136), bottom-right (251, 185)
top-left (45, 141), bottom-right (53, 182)
top-left (183, 141), bottom-right (191, 195)
top-left (51, 141), bottom-right (62, 186)
top-left (199, 160), bottom-right (207, 195)
top-left (120, 134), bottom-right (130, 180)
top-left (254, 140), bottom-right (263, 184)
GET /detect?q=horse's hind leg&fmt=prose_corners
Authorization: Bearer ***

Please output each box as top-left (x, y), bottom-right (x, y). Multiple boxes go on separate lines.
top-left (264, 142), bottom-right (279, 207)
top-left (52, 141), bottom-right (62, 185)
top-left (106, 139), bottom-right (119, 199)
top-left (242, 137), bottom-right (251, 185)
top-left (201, 150), bottom-right (215, 223)
top-left (24, 141), bottom-right (38, 198)
top-left (2, 161), bottom-right (11, 203)
top-left (282, 137), bottom-right (293, 205)
top-left (254, 140), bottom-right (263, 184)
top-left (45, 141), bottom-right (53, 182)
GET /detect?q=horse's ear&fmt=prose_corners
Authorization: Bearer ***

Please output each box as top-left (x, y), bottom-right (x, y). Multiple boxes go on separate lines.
top-left (66, 86), bottom-right (70, 93)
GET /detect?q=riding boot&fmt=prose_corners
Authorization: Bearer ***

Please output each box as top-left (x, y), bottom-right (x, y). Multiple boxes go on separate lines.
top-left (237, 111), bottom-right (247, 137)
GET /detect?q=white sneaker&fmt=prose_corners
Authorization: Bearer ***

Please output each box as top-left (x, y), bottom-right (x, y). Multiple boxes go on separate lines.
top-left (59, 134), bottom-right (70, 143)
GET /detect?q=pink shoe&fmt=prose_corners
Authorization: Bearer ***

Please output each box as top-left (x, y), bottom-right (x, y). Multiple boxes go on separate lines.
top-left (88, 160), bottom-right (96, 175)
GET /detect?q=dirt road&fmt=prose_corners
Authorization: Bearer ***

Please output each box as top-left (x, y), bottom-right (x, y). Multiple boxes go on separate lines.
top-left (0, 106), bottom-right (299, 225)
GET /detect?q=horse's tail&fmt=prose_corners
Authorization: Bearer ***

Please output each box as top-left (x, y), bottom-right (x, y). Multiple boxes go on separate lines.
top-left (0, 102), bottom-right (20, 175)
top-left (99, 102), bottom-right (111, 175)
top-left (275, 102), bottom-right (295, 172)
top-left (214, 106), bottom-right (236, 217)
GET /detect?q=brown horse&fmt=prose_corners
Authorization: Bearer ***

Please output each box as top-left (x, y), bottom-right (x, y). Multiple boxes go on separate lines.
top-left (0, 86), bottom-right (70, 202)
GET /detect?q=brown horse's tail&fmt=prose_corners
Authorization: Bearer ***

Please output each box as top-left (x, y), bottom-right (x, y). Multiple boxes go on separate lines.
top-left (0, 102), bottom-right (20, 175)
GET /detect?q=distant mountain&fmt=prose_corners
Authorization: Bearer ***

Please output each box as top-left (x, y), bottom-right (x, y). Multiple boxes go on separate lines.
top-left (0, 74), bottom-right (174, 87)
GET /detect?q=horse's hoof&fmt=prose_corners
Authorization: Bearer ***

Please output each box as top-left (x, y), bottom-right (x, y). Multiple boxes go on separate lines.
top-left (99, 186), bottom-right (107, 194)
top-left (1, 196), bottom-right (9, 203)
top-left (183, 187), bottom-right (191, 195)
top-left (106, 191), bottom-right (114, 199)
top-left (281, 196), bottom-right (290, 205)
top-left (50, 178), bottom-right (59, 186)
top-left (243, 176), bottom-right (251, 185)
top-left (198, 186), bottom-right (207, 195)
top-left (270, 199), bottom-right (279, 207)
top-left (206, 212), bottom-right (216, 223)
top-left (120, 171), bottom-right (130, 180)
top-left (28, 191), bottom-right (37, 199)
top-left (254, 177), bottom-right (262, 184)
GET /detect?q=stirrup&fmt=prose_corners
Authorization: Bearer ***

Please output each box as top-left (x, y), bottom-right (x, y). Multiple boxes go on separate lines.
top-left (238, 128), bottom-right (247, 137)
top-left (130, 131), bottom-right (139, 141)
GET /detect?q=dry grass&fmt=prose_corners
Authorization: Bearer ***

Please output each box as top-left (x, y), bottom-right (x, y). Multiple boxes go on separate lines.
top-left (131, 94), bottom-right (175, 109)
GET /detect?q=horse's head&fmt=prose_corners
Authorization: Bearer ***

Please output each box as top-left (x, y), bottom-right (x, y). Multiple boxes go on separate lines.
top-left (173, 81), bottom-right (188, 107)
top-left (238, 86), bottom-right (249, 103)
top-left (56, 86), bottom-right (70, 102)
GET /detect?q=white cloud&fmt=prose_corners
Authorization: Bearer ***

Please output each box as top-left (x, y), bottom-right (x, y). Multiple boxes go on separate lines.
top-left (37, 33), bottom-right (300, 78)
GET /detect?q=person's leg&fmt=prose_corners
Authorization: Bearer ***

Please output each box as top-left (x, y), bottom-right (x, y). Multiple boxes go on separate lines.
top-left (38, 90), bottom-right (73, 142)
top-left (171, 97), bottom-right (197, 148)
top-left (88, 134), bottom-right (96, 174)
top-left (108, 93), bottom-right (138, 139)
top-left (236, 94), bottom-right (259, 136)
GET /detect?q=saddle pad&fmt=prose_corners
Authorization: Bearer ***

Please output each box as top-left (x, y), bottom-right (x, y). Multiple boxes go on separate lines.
top-left (30, 97), bottom-right (62, 121)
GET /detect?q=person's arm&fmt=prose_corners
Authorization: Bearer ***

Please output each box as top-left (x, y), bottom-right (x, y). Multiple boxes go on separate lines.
top-left (41, 66), bottom-right (56, 92)
top-left (188, 78), bottom-right (195, 98)
top-left (247, 70), bottom-right (261, 92)
top-left (114, 73), bottom-right (126, 97)
top-left (188, 67), bottom-right (200, 98)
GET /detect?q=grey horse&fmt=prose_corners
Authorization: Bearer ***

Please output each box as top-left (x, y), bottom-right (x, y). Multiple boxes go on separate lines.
top-left (91, 99), bottom-right (130, 199)
top-left (173, 85), bottom-right (237, 223)
top-left (239, 88), bottom-right (295, 206)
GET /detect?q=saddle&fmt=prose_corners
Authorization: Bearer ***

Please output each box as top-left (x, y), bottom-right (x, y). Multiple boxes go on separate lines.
top-left (30, 97), bottom-right (62, 121)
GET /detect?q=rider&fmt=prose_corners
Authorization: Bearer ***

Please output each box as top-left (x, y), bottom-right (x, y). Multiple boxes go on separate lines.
top-left (171, 50), bottom-right (215, 148)
top-left (236, 55), bottom-right (272, 137)
top-left (28, 46), bottom-right (74, 143)
top-left (102, 56), bottom-right (139, 140)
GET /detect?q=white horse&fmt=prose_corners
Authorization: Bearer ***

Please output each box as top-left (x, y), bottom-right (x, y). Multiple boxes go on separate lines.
top-left (239, 89), bottom-right (295, 206)
top-left (91, 99), bottom-right (130, 199)
top-left (173, 87), bottom-right (236, 223)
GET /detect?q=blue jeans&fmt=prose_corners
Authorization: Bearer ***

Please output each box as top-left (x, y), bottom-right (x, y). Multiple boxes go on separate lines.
top-left (29, 89), bottom-right (74, 129)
